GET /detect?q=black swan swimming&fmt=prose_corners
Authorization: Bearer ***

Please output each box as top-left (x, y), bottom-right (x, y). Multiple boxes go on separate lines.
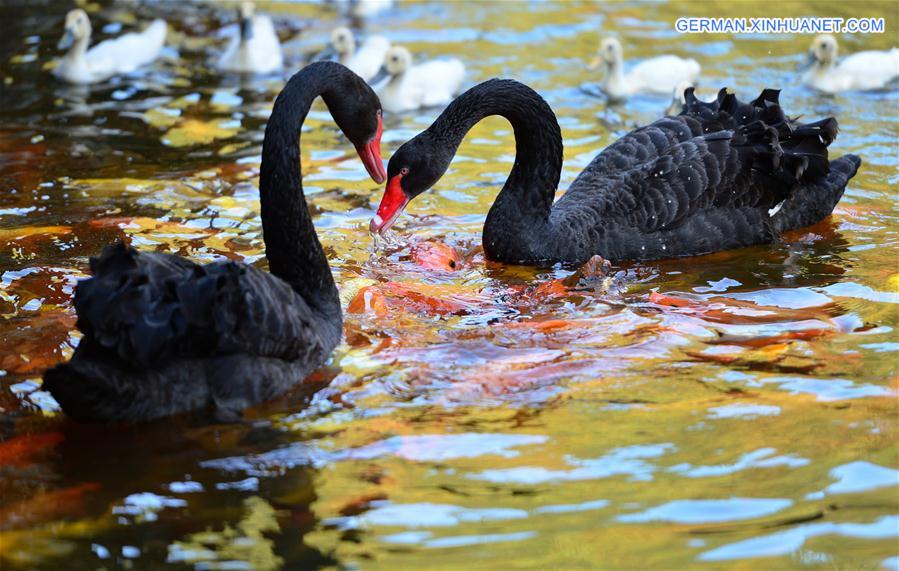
top-left (43, 62), bottom-right (387, 422)
top-left (370, 80), bottom-right (861, 265)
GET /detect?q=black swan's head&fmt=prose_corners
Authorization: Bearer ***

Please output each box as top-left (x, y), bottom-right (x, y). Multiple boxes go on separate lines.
top-left (322, 69), bottom-right (386, 183)
top-left (369, 77), bottom-right (558, 234)
top-left (370, 131), bottom-right (451, 233)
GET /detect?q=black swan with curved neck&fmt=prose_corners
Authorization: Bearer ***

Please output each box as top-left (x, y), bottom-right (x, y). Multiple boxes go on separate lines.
top-left (43, 62), bottom-right (386, 422)
top-left (371, 80), bottom-right (860, 265)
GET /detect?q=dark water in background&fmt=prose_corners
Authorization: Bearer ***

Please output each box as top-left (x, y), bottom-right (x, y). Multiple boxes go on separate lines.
top-left (0, 0), bottom-right (897, 569)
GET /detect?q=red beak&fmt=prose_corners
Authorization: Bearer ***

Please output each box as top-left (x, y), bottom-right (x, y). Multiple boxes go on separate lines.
top-left (355, 113), bottom-right (386, 184)
top-left (370, 173), bottom-right (409, 234)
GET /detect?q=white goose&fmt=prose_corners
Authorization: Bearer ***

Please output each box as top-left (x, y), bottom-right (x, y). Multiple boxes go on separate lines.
top-left (330, 27), bottom-right (390, 82)
top-left (801, 34), bottom-right (899, 93)
top-left (590, 38), bottom-right (700, 101)
top-left (218, 2), bottom-right (283, 74)
top-left (372, 46), bottom-right (465, 113)
top-left (54, 9), bottom-right (166, 84)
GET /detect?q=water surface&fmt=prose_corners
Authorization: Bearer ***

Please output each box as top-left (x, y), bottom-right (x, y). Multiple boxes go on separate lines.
top-left (0, 1), bottom-right (897, 569)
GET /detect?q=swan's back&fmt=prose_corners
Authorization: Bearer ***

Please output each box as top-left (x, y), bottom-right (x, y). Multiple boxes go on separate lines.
top-left (835, 49), bottom-right (899, 89)
top-left (378, 56), bottom-right (465, 112)
top-left (43, 243), bottom-right (331, 421)
top-left (549, 87), bottom-right (860, 262)
top-left (572, 88), bottom-right (800, 183)
top-left (628, 55), bottom-right (701, 94)
top-left (346, 36), bottom-right (390, 81)
top-left (218, 15), bottom-right (283, 74)
top-left (87, 19), bottom-right (166, 74)
top-left (394, 59), bottom-right (464, 105)
top-left (75, 244), bottom-right (322, 364)
top-left (415, 58), bottom-right (465, 106)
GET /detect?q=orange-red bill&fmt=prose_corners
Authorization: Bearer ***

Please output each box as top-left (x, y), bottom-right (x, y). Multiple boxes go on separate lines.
top-left (370, 173), bottom-right (409, 233)
top-left (355, 114), bottom-right (386, 183)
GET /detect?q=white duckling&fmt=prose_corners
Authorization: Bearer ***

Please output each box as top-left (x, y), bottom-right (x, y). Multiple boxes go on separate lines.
top-left (800, 34), bottom-right (899, 93)
top-left (54, 9), bottom-right (166, 84)
top-left (330, 27), bottom-right (390, 82)
top-left (590, 38), bottom-right (700, 101)
top-left (372, 46), bottom-right (465, 113)
top-left (218, 2), bottom-right (283, 74)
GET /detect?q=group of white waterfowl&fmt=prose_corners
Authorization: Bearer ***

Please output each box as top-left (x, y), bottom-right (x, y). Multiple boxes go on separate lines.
top-left (324, 27), bottom-right (465, 112)
top-left (586, 34), bottom-right (897, 103)
top-left (53, 2), bottom-right (467, 113)
top-left (54, 2), bottom-right (898, 104)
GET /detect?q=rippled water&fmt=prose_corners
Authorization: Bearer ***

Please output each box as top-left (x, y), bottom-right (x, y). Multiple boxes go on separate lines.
top-left (1, 1), bottom-right (897, 569)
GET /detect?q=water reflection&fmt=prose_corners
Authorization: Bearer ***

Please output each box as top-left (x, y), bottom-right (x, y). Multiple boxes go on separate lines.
top-left (1, 0), bottom-right (897, 569)
top-left (700, 515), bottom-right (899, 562)
top-left (471, 443), bottom-right (674, 485)
top-left (616, 497), bottom-right (792, 524)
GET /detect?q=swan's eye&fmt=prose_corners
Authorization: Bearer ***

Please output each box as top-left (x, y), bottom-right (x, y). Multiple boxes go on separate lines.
top-left (400, 167), bottom-right (409, 176)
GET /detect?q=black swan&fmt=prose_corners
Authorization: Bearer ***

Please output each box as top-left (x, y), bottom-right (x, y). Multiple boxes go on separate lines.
top-left (370, 80), bottom-right (861, 265)
top-left (43, 62), bottom-right (387, 422)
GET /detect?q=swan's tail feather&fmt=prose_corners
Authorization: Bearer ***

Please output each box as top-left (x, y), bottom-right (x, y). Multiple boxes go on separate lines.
top-left (75, 242), bottom-right (195, 365)
top-left (730, 96), bottom-right (842, 188)
top-left (715, 87), bottom-right (737, 112)
top-left (665, 87), bottom-right (857, 242)
top-left (680, 86), bottom-right (817, 136)
top-left (789, 117), bottom-right (839, 146)
top-left (730, 123), bottom-right (784, 174)
top-left (750, 88), bottom-right (781, 107)
top-left (73, 242), bottom-right (259, 368)
top-left (680, 87), bottom-right (762, 132)
top-left (681, 87), bottom-right (724, 123)
top-left (774, 154), bottom-right (861, 233)
top-left (779, 119), bottom-right (836, 182)
top-left (717, 91), bottom-right (857, 218)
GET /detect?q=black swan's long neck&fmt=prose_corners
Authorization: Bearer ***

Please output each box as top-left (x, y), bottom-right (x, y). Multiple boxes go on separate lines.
top-left (429, 79), bottom-right (563, 260)
top-left (260, 65), bottom-right (347, 324)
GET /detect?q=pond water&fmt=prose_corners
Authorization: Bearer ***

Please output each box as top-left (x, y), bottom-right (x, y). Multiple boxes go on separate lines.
top-left (0, 1), bottom-right (897, 569)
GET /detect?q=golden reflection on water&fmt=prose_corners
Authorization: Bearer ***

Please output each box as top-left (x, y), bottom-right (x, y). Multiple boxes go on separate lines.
top-left (0, 0), bottom-right (897, 569)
